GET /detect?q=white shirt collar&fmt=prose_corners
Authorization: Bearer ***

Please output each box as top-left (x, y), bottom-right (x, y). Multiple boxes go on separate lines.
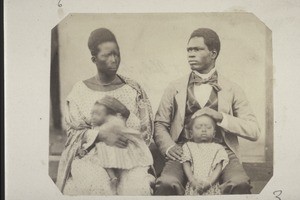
top-left (193, 67), bottom-right (216, 79)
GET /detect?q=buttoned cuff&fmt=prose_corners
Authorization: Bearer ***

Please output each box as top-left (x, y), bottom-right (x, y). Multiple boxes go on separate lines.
top-left (217, 112), bottom-right (229, 130)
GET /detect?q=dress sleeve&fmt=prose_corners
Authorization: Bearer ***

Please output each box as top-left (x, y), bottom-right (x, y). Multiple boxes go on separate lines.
top-left (56, 83), bottom-right (97, 191)
top-left (211, 146), bottom-right (229, 171)
top-left (180, 143), bottom-right (192, 163)
top-left (64, 85), bottom-right (98, 150)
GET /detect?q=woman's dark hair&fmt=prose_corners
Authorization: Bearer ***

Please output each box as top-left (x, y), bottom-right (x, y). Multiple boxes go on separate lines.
top-left (88, 28), bottom-right (119, 56)
top-left (189, 28), bottom-right (221, 59)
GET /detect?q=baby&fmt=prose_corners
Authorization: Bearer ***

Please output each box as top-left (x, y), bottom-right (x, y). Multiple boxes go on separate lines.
top-left (181, 113), bottom-right (229, 195)
top-left (78, 95), bottom-right (153, 188)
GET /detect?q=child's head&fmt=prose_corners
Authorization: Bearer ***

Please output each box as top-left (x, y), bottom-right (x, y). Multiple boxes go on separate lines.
top-left (188, 114), bottom-right (216, 143)
top-left (91, 96), bottom-right (130, 126)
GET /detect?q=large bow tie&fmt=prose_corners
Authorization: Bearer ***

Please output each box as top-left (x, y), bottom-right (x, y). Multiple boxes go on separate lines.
top-left (190, 72), bottom-right (222, 92)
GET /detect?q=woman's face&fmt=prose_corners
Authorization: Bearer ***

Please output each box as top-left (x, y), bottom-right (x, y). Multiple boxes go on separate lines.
top-left (191, 115), bottom-right (216, 143)
top-left (93, 41), bottom-right (120, 75)
top-left (90, 104), bottom-right (109, 126)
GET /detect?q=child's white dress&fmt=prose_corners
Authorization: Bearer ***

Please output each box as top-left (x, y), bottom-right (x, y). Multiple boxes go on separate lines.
top-left (182, 142), bottom-right (229, 195)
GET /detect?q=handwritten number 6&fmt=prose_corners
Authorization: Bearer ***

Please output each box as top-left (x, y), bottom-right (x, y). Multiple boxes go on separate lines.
top-left (58, 0), bottom-right (62, 7)
top-left (273, 190), bottom-right (282, 200)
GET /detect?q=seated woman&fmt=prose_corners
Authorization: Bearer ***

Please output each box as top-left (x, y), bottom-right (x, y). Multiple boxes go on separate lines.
top-left (56, 28), bottom-right (155, 195)
top-left (77, 95), bottom-right (153, 192)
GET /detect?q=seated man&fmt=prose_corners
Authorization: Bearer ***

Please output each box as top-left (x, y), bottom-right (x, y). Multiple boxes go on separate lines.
top-left (153, 28), bottom-right (260, 195)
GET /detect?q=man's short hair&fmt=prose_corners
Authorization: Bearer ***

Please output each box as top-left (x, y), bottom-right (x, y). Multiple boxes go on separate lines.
top-left (189, 28), bottom-right (221, 59)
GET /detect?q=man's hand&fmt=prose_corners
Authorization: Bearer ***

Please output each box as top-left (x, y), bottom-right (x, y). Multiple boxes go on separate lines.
top-left (166, 144), bottom-right (183, 161)
top-left (192, 107), bottom-right (223, 123)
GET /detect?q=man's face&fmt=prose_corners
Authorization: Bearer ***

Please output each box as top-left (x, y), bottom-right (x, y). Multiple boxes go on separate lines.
top-left (187, 37), bottom-right (216, 73)
top-left (93, 41), bottom-right (120, 75)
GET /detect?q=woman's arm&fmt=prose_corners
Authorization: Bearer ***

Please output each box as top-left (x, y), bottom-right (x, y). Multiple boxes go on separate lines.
top-left (94, 124), bottom-right (129, 148)
top-left (64, 100), bottom-right (96, 147)
top-left (65, 100), bottom-right (129, 150)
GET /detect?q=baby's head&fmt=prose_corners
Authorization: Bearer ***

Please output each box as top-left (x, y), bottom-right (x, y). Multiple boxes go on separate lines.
top-left (90, 95), bottom-right (130, 126)
top-left (188, 114), bottom-right (216, 143)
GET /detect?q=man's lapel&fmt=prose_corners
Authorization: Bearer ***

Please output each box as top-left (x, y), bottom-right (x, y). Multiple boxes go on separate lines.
top-left (174, 73), bottom-right (190, 125)
top-left (173, 72), bottom-right (233, 128)
top-left (217, 74), bottom-right (232, 115)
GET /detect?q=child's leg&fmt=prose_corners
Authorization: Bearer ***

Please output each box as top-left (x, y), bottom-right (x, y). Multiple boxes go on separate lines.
top-left (106, 168), bottom-right (117, 181)
top-left (105, 168), bottom-right (118, 193)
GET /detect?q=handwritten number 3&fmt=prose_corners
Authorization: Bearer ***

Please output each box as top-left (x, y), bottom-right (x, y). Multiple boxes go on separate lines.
top-left (273, 190), bottom-right (282, 200)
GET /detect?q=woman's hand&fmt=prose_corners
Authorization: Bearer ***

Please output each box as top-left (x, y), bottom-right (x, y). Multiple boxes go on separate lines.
top-left (95, 118), bottom-right (133, 148)
top-left (97, 129), bottom-right (130, 148)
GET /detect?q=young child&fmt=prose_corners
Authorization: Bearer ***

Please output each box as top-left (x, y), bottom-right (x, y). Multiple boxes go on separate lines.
top-left (181, 113), bottom-right (229, 195)
top-left (77, 95), bottom-right (153, 189)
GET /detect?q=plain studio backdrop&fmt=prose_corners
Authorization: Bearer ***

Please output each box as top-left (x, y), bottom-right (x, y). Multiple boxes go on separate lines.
top-left (52, 13), bottom-right (272, 163)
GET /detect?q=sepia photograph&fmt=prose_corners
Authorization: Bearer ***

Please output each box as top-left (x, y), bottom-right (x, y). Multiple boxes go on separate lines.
top-left (48, 13), bottom-right (273, 196)
top-left (6, 0), bottom-right (300, 199)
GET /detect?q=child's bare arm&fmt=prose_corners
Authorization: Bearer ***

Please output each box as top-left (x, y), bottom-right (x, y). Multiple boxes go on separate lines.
top-left (208, 162), bottom-right (223, 185)
top-left (183, 162), bottom-right (194, 182)
top-left (183, 161), bottom-right (199, 189)
top-left (200, 161), bottom-right (223, 191)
